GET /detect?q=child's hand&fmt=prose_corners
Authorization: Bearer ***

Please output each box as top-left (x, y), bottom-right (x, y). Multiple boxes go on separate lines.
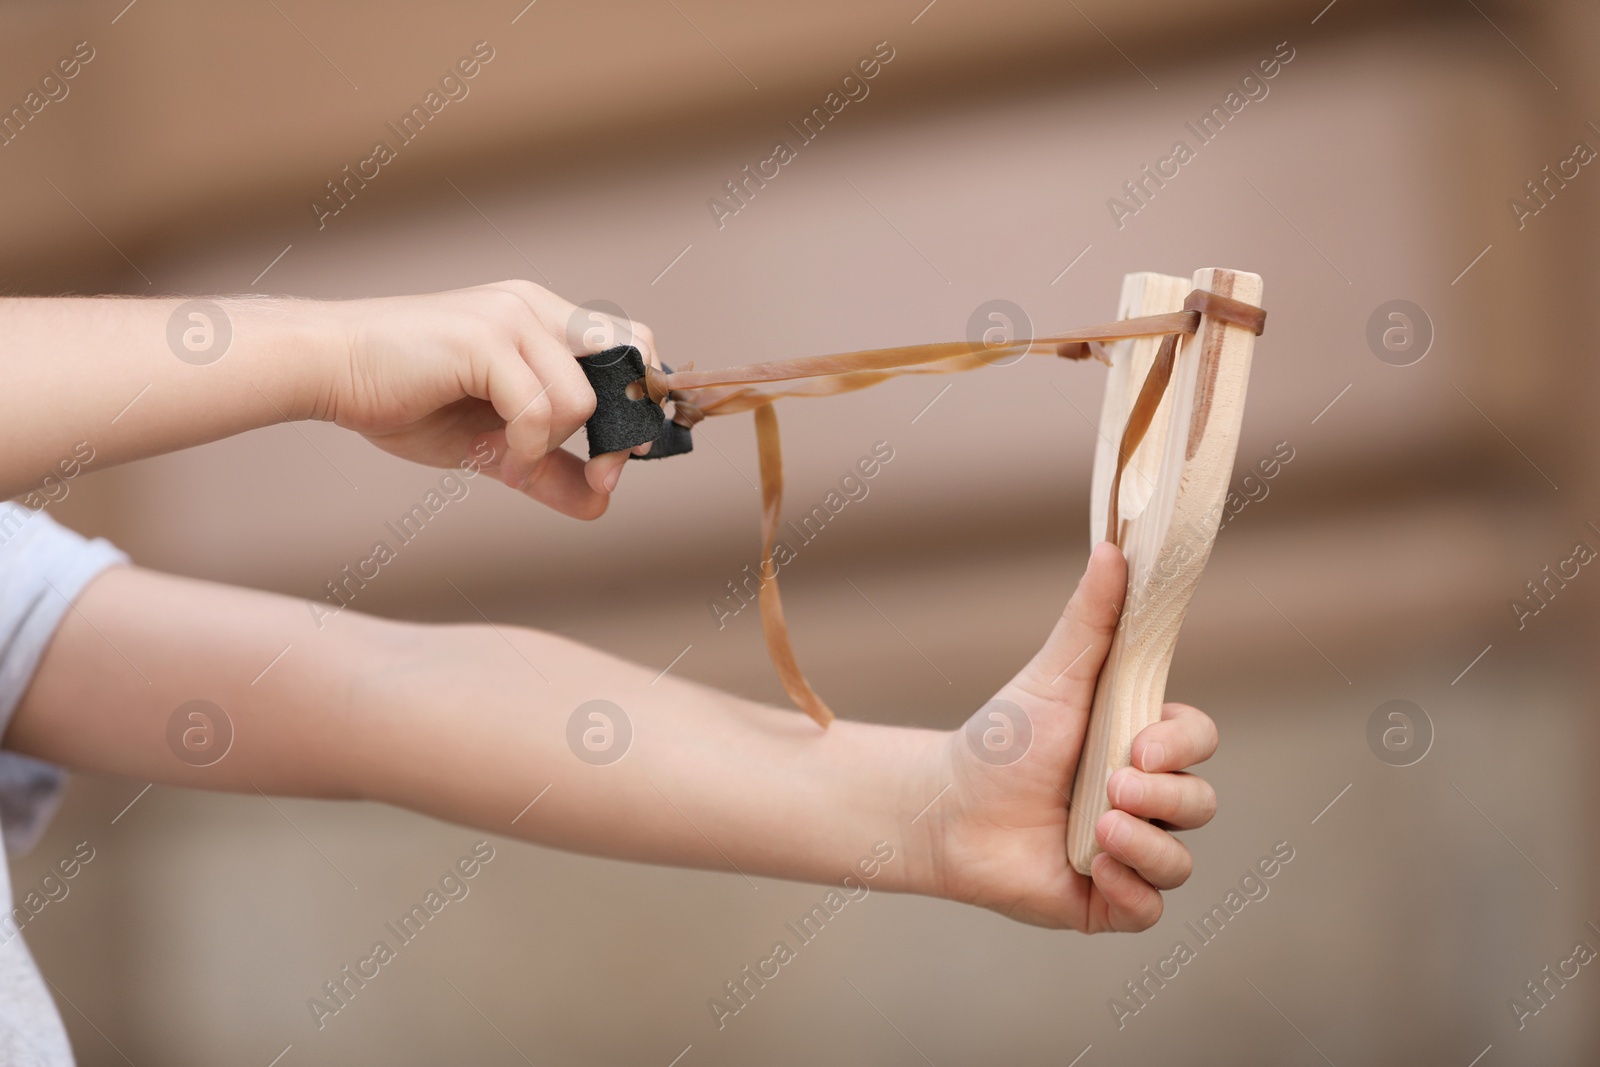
top-left (925, 542), bottom-right (1218, 931)
top-left (316, 280), bottom-right (659, 519)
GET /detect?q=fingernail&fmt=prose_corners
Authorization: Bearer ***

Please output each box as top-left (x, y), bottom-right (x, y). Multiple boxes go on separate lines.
top-left (1101, 811), bottom-right (1132, 851)
top-left (1139, 741), bottom-right (1166, 772)
top-left (602, 464), bottom-right (622, 493)
top-left (1112, 770), bottom-right (1144, 809)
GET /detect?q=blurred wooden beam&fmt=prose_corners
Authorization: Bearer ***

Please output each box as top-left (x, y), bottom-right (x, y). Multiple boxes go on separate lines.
top-left (0, 0), bottom-right (1457, 289)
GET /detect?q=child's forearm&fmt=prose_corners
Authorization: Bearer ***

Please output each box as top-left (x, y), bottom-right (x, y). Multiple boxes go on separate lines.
top-left (0, 297), bottom-right (335, 499)
top-left (358, 624), bottom-right (944, 893)
top-left (9, 566), bottom-right (945, 894)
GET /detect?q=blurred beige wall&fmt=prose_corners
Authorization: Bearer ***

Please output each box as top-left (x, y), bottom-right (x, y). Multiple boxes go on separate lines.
top-left (6, 0), bottom-right (1599, 1064)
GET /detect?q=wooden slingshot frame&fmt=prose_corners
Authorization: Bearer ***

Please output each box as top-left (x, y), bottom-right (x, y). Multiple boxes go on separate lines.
top-left (580, 266), bottom-right (1265, 877)
top-left (1067, 267), bottom-right (1263, 875)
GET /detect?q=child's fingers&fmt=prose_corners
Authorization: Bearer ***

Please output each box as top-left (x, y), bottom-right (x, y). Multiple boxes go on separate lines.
top-left (1096, 808), bottom-right (1194, 890)
top-left (1107, 767), bottom-right (1217, 830)
top-left (1088, 852), bottom-right (1164, 932)
top-left (521, 448), bottom-right (609, 520)
top-left (624, 319), bottom-right (660, 368)
top-left (1131, 702), bottom-right (1218, 773)
top-left (484, 353), bottom-right (555, 491)
top-left (1011, 540), bottom-right (1127, 706)
top-left (476, 429), bottom-right (610, 518)
top-left (521, 330), bottom-right (598, 453)
top-left (470, 429), bottom-right (509, 474)
top-left (584, 450), bottom-right (631, 495)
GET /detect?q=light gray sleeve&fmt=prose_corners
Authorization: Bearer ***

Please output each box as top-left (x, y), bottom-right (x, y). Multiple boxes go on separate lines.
top-left (0, 503), bottom-right (127, 855)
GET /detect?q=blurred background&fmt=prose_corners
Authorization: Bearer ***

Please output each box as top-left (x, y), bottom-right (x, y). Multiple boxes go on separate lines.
top-left (4, 0), bottom-right (1598, 1063)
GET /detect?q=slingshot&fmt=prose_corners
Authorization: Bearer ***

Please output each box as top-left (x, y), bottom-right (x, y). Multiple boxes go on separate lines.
top-left (578, 267), bottom-right (1265, 875)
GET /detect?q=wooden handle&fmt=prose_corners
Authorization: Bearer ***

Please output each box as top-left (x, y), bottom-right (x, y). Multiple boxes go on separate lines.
top-left (1066, 267), bottom-right (1264, 876)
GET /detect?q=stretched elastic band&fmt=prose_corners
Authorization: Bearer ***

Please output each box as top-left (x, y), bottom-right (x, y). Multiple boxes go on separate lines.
top-left (593, 289), bottom-right (1265, 727)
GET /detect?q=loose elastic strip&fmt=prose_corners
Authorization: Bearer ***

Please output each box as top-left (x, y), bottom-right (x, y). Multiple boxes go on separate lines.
top-left (1103, 331), bottom-right (1180, 547)
top-left (754, 403), bottom-right (835, 726)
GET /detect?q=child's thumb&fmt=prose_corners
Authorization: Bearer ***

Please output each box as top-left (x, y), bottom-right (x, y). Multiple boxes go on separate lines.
top-left (1013, 541), bottom-right (1127, 708)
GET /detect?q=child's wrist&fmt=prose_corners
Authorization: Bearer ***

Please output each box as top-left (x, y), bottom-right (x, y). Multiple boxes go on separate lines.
top-left (843, 720), bottom-right (953, 900)
top-left (903, 731), bottom-right (962, 901)
top-left (233, 297), bottom-right (354, 423)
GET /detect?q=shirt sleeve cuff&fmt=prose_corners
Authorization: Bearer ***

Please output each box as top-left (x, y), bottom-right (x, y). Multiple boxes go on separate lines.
top-left (0, 515), bottom-right (127, 855)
